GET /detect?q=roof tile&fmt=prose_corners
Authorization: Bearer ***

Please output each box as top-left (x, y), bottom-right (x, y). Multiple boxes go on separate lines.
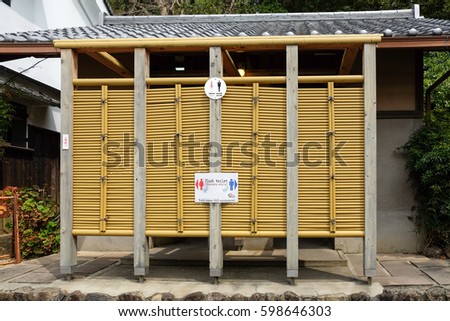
top-left (2, 8), bottom-right (450, 43)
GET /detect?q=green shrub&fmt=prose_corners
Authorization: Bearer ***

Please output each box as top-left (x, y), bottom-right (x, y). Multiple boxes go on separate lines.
top-left (2, 186), bottom-right (60, 259)
top-left (403, 107), bottom-right (450, 249)
top-left (0, 97), bottom-right (14, 155)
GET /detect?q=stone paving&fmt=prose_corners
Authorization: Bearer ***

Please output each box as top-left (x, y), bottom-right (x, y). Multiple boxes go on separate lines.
top-left (346, 253), bottom-right (450, 287)
top-left (0, 246), bottom-right (449, 300)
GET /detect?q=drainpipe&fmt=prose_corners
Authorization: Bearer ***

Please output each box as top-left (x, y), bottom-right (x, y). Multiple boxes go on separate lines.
top-left (425, 68), bottom-right (450, 113)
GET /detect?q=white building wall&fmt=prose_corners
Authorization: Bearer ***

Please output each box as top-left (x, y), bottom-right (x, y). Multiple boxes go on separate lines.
top-left (10, 0), bottom-right (109, 29)
top-left (0, 2), bottom-right (39, 32)
top-left (0, 0), bottom-right (110, 133)
top-left (376, 118), bottom-right (423, 253)
top-left (336, 118), bottom-right (423, 254)
top-left (10, 0), bottom-right (47, 29)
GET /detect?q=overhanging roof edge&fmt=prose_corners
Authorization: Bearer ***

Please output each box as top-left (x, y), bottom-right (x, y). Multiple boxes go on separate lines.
top-left (53, 34), bottom-right (383, 49)
top-left (378, 35), bottom-right (450, 48)
top-left (0, 42), bottom-right (60, 56)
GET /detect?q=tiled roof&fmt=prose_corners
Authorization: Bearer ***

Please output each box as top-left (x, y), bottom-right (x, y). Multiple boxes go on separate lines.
top-left (1, 7), bottom-right (450, 42)
top-left (0, 66), bottom-right (60, 105)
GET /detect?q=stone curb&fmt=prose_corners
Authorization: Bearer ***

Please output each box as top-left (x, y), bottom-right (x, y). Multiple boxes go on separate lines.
top-left (0, 286), bottom-right (449, 301)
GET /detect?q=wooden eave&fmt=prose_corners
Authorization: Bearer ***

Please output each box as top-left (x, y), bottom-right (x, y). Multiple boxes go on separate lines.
top-left (0, 43), bottom-right (60, 60)
top-left (378, 36), bottom-right (450, 49)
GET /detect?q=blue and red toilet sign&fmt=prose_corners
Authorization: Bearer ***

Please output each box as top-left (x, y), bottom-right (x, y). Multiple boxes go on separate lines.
top-left (195, 172), bottom-right (238, 203)
top-left (204, 77), bottom-right (227, 100)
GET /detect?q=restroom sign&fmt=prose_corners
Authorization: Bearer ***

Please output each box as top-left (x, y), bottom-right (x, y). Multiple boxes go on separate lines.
top-left (204, 77), bottom-right (227, 100)
top-left (195, 172), bottom-right (238, 203)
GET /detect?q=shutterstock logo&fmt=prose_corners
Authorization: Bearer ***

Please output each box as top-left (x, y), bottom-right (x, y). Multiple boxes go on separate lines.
top-left (101, 132), bottom-right (348, 168)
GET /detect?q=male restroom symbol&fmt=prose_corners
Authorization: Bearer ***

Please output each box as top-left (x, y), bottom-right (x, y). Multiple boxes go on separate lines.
top-left (229, 178), bottom-right (238, 191)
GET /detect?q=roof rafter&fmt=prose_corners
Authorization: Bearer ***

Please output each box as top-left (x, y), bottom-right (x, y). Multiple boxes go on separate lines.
top-left (339, 45), bottom-right (360, 75)
top-left (85, 51), bottom-right (133, 78)
top-left (222, 49), bottom-right (240, 77)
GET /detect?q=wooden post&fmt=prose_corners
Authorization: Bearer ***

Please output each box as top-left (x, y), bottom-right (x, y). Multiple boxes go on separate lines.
top-left (363, 43), bottom-right (377, 283)
top-left (60, 49), bottom-right (77, 276)
top-left (286, 45), bottom-right (299, 281)
top-left (13, 194), bottom-right (21, 264)
top-left (209, 47), bottom-right (223, 279)
top-left (134, 48), bottom-right (149, 279)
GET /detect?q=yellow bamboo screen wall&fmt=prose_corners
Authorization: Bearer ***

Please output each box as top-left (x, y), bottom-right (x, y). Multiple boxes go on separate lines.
top-left (256, 87), bottom-right (287, 236)
top-left (146, 87), bottom-right (178, 235)
top-left (298, 87), bottom-right (365, 237)
top-left (334, 88), bottom-right (365, 234)
top-left (146, 87), bottom-right (210, 237)
top-left (71, 84), bottom-right (364, 238)
top-left (221, 86), bottom-right (254, 235)
top-left (298, 88), bottom-right (329, 235)
top-left (72, 88), bottom-right (134, 236)
top-left (73, 90), bottom-right (102, 235)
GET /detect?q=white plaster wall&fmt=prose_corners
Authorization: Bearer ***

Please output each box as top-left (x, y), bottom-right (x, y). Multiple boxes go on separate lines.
top-left (376, 118), bottom-right (423, 253)
top-left (337, 118), bottom-right (423, 253)
top-left (10, 0), bottom-right (47, 29)
top-left (40, 0), bottom-right (92, 29)
top-left (11, 0), bottom-right (106, 29)
top-left (0, 2), bottom-right (39, 32)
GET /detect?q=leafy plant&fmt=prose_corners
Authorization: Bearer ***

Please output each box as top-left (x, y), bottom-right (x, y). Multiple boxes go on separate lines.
top-left (403, 110), bottom-right (450, 249)
top-left (2, 186), bottom-right (60, 259)
top-left (0, 96), bottom-right (14, 153)
top-left (403, 52), bottom-right (450, 250)
top-left (424, 51), bottom-right (450, 109)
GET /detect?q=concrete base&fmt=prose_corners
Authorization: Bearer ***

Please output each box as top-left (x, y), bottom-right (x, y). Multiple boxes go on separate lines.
top-left (335, 238), bottom-right (363, 254)
top-left (77, 236), bottom-right (133, 251)
top-left (287, 269), bottom-right (298, 278)
top-left (134, 267), bottom-right (149, 276)
top-left (210, 268), bottom-right (223, 277)
top-left (60, 265), bottom-right (75, 275)
top-left (242, 238), bottom-right (273, 251)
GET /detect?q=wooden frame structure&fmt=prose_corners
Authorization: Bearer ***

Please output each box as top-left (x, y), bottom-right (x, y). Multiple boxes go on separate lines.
top-left (56, 34), bottom-right (380, 283)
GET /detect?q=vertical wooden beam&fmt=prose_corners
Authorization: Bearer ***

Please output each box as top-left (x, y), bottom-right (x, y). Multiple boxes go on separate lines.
top-left (60, 49), bottom-right (77, 276)
top-left (134, 48), bottom-right (149, 279)
top-left (363, 43), bottom-right (377, 283)
top-left (209, 47), bottom-right (223, 279)
top-left (286, 45), bottom-right (299, 280)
